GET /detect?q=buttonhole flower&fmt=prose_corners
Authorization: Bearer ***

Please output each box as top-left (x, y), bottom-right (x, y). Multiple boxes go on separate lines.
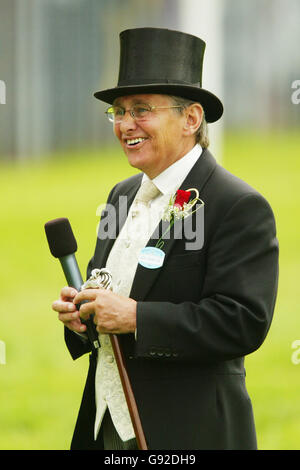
top-left (156, 188), bottom-right (204, 249)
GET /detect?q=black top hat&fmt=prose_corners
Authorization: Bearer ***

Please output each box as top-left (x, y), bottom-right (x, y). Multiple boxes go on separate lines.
top-left (94, 28), bottom-right (223, 123)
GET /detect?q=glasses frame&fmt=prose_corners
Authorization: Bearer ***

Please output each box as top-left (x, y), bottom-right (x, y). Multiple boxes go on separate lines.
top-left (105, 104), bottom-right (184, 123)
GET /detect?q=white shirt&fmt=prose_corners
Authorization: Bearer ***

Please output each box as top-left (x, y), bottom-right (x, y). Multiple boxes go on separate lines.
top-left (144, 143), bottom-right (202, 202)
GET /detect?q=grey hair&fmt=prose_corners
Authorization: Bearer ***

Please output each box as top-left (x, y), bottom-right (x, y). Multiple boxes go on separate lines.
top-left (168, 95), bottom-right (209, 148)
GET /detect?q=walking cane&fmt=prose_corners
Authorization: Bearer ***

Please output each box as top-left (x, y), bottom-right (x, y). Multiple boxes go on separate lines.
top-left (81, 268), bottom-right (148, 450)
top-left (44, 218), bottom-right (148, 450)
top-left (110, 334), bottom-right (148, 450)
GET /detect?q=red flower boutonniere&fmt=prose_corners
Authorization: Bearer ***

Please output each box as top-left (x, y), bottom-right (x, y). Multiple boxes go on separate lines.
top-left (174, 189), bottom-right (192, 209)
top-left (156, 188), bottom-right (204, 249)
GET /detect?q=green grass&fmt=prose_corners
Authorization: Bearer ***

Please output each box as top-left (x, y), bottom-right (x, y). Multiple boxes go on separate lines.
top-left (223, 131), bottom-right (300, 450)
top-left (0, 132), bottom-right (299, 449)
top-left (0, 147), bottom-right (138, 449)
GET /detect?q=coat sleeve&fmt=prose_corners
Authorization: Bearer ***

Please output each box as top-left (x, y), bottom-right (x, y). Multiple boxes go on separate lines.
top-left (64, 184), bottom-right (118, 360)
top-left (134, 192), bottom-right (279, 364)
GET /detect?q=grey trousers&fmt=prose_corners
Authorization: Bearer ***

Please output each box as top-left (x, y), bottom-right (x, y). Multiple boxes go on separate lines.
top-left (101, 408), bottom-right (138, 450)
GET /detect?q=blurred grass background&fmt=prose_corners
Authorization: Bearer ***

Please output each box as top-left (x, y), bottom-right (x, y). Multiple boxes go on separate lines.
top-left (0, 131), bottom-right (299, 449)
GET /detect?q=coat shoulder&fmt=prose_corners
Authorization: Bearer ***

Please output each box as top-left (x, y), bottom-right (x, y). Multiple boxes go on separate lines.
top-left (213, 162), bottom-right (261, 199)
top-left (199, 150), bottom-right (276, 238)
top-left (109, 173), bottom-right (142, 201)
top-left (204, 151), bottom-right (273, 213)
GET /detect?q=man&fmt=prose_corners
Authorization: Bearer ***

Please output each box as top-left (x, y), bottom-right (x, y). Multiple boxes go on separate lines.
top-left (52, 28), bottom-right (278, 450)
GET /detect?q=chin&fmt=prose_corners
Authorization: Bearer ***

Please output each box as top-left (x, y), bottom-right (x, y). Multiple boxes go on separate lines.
top-left (126, 150), bottom-right (151, 172)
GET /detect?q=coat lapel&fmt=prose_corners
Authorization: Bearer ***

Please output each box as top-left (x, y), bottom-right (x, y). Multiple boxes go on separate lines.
top-left (129, 149), bottom-right (217, 301)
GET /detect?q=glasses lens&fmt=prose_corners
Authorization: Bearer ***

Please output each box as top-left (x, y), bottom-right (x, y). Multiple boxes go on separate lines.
top-left (105, 105), bottom-right (152, 123)
top-left (105, 107), bottom-right (115, 122)
top-left (105, 106), bottom-right (125, 123)
top-left (132, 105), bottom-right (151, 120)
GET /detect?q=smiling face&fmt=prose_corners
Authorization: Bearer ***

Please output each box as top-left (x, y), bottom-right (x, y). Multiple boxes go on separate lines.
top-left (113, 94), bottom-right (201, 179)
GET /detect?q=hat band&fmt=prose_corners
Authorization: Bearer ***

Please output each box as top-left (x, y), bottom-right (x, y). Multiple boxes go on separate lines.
top-left (118, 78), bottom-right (201, 87)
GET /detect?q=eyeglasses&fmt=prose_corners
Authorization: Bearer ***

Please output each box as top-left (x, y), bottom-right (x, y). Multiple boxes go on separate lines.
top-left (105, 104), bottom-right (183, 123)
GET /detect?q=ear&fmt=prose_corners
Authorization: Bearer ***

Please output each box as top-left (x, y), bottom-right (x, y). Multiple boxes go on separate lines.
top-left (182, 103), bottom-right (203, 137)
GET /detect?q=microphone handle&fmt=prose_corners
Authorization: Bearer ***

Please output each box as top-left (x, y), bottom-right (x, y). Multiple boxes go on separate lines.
top-left (59, 254), bottom-right (100, 350)
top-left (59, 254), bottom-right (84, 291)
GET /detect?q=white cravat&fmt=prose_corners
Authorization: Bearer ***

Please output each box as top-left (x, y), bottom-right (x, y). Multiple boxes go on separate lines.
top-left (94, 180), bottom-right (163, 441)
top-left (94, 144), bottom-right (203, 441)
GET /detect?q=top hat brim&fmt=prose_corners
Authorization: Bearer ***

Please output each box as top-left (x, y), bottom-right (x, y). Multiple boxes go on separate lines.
top-left (94, 83), bottom-right (223, 123)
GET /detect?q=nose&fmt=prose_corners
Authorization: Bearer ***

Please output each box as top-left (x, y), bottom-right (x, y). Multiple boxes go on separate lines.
top-left (118, 110), bottom-right (137, 133)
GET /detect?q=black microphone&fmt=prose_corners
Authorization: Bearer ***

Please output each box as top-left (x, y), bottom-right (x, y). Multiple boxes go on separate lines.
top-left (44, 217), bottom-right (100, 350)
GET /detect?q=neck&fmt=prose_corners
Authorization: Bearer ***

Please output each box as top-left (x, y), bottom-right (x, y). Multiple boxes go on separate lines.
top-left (145, 140), bottom-right (197, 179)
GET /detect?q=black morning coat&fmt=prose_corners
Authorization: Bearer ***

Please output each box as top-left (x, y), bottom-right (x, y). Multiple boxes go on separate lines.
top-left (65, 148), bottom-right (279, 450)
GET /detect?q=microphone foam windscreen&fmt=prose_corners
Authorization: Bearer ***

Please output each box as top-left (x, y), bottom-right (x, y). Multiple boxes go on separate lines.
top-left (44, 218), bottom-right (77, 258)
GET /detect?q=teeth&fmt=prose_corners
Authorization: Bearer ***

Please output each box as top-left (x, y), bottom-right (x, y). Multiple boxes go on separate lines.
top-left (127, 138), bottom-right (146, 145)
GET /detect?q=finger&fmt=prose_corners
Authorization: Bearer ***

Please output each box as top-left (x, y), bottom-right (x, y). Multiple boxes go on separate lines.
top-left (79, 300), bottom-right (96, 321)
top-left (61, 286), bottom-right (78, 301)
top-left (52, 299), bottom-right (77, 313)
top-left (59, 315), bottom-right (87, 333)
top-left (58, 309), bottom-right (81, 323)
top-left (73, 289), bottom-right (98, 305)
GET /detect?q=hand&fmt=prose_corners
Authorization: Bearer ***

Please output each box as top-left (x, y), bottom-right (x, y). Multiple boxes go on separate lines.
top-left (73, 288), bottom-right (137, 334)
top-left (52, 287), bottom-right (87, 334)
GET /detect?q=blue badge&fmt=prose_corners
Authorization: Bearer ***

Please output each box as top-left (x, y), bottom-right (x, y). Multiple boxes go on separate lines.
top-left (138, 246), bottom-right (165, 269)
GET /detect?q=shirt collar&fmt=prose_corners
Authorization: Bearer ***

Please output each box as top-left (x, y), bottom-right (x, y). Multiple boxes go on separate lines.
top-left (142, 144), bottom-right (202, 195)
